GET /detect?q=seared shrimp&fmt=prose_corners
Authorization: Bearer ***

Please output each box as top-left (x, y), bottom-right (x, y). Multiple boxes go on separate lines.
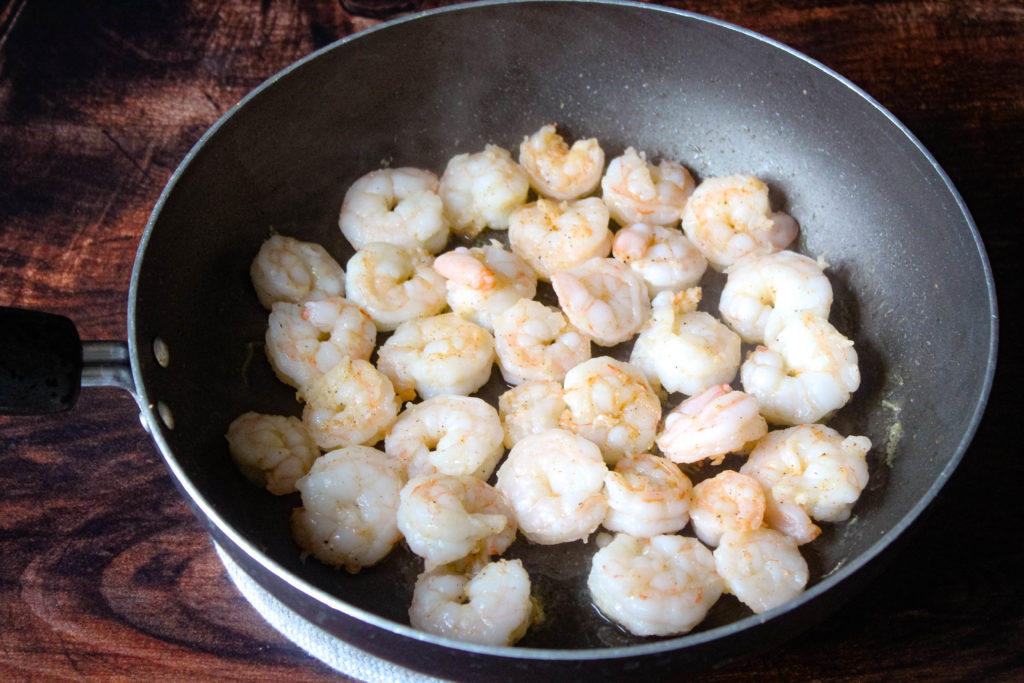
top-left (495, 429), bottom-right (609, 545)
top-left (656, 384), bottom-right (767, 465)
top-left (432, 240), bottom-right (537, 331)
top-left (689, 470), bottom-right (767, 548)
top-left (299, 357), bottom-right (400, 450)
top-left (740, 311), bottom-right (859, 425)
top-left (265, 297), bottom-right (376, 389)
top-left (559, 356), bottom-right (662, 465)
top-left (385, 395), bottom-right (505, 481)
top-left (398, 473), bottom-right (517, 570)
top-left (250, 234), bottom-right (345, 309)
top-left (719, 250), bottom-right (832, 343)
top-left (611, 222), bottom-right (708, 297)
top-left (493, 298), bottom-right (592, 385)
top-left (338, 167), bottom-right (449, 253)
top-left (681, 174), bottom-right (798, 271)
top-left (713, 528), bottom-right (809, 614)
top-left (225, 412), bottom-right (320, 496)
top-left (508, 198), bottom-right (613, 281)
top-left (497, 380), bottom-right (567, 449)
top-left (600, 147), bottom-right (695, 227)
top-left (630, 288), bottom-right (741, 396)
top-left (344, 242), bottom-right (447, 332)
top-left (588, 533), bottom-right (723, 637)
top-left (409, 559), bottom-right (533, 646)
top-left (551, 257), bottom-right (651, 346)
top-left (602, 452), bottom-right (693, 537)
top-left (439, 144), bottom-right (530, 238)
top-left (518, 123), bottom-right (604, 200)
top-left (291, 445), bottom-right (404, 573)
top-left (376, 313), bottom-right (496, 402)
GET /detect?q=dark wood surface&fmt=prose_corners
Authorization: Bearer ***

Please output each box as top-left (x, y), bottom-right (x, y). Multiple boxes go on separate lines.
top-left (1, 0), bottom-right (1020, 679)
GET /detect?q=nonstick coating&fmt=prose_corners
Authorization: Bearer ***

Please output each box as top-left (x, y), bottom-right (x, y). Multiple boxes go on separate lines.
top-left (128, 1), bottom-right (996, 679)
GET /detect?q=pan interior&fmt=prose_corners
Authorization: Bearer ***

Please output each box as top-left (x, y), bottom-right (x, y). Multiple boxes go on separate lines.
top-left (130, 1), bottom-right (994, 652)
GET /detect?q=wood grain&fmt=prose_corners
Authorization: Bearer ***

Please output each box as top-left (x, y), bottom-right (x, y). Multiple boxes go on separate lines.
top-left (1, 0), bottom-right (1020, 680)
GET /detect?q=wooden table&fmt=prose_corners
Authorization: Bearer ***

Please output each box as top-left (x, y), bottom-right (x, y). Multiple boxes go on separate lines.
top-left (1, 1), bottom-right (1019, 679)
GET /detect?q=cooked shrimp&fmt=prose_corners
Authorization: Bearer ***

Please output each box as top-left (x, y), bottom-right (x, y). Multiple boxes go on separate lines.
top-left (376, 313), bottom-right (496, 402)
top-left (518, 123), bottom-right (604, 200)
top-left (739, 311), bottom-right (860, 425)
top-left (559, 356), bottom-right (661, 465)
top-left (250, 234), bottom-right (345, 309)
top-left (290, 445), bottom-right (404, 573)
top-left (602, 452), bottom-right (693, 537)
top-left (384, 395), bottom-right (505, 481)
top-left (587, 533), bottom-right (723, 637)
top-left (493, 298), bottom-right (592, 385)
top-left (397, 473), bottom-right (516, 570)
top-left (551, 257), bottom-right (650, 346)
top-left (681, 173), bottom-right (798, 271)
top-left (740, 424), bottom-right (871, 524)
top-left (338, 167), bottom-right (449, 253)
top-left (713, 528), bottom-right (809, 614)
top-left (225, 412), bottom-right (320, 495)
top-left (611, 222), bottom-right (708, 297)
top-left (497, 380), bottom-right (567, 449)
top-left (432, 240), bottom-right (537, 331)
top-left (439, 144), bottom-right (530, 238)
top-left (600, 147), bottom-right (695, 227)
top-left (689, 470), bottom-right (767, 548)
top-left (409, 559), bottom-right (533, 646)
top-left (719, 250), bottom-right (832, 343)
top-left (344, 242), bottom-right (447, 332)
top-left (656, 384), bottom-right (768, 465)
top-left (265, 298), bottom-right (376, 389)
top-left (508, 198), bottom-right (613, 281)
top-left (494, 429), bottom-right (608, 545)
top-left (299, 357), bottom-right (400, 450)
top-left (629, 288), bottom-right (741, 396)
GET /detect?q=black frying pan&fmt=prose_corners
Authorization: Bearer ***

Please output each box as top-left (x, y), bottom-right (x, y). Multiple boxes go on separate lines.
top-left (0, 1), bottom-right (997, 679)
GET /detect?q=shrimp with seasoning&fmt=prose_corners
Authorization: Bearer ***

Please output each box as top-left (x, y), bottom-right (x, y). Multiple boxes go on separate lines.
top-left (299, 357), bottom-right (400, 450)
top-left (689, 470), bottom-right (767, 548)
top-left (492, 298), bottom-right (592, 386)
top-left (508, 197), bottom-right (613, 281)
top-left (611, 222), bottom-right (708, 297)
top-left (338, 167), bottom-right (449, 253)
top-left (344, 242), bottom-right (447, 332)
top-left (439, 144), bottom-right (530, 238)
top-left (551, 257), bottom-right (651, 346)
top-left (602, 452), bottom-right (693, 537)
top-left (600, 147), bottom-right (695, 227)
top-left (518, 123), bottom-right (604, 200)
top-left (250, 234), bottom-right (345, 309)
top-left (432, 240), bottom-right (537, 331)
top-left (713, 528), bottom-right (809, 614)
top-left (497, 380), bottom-right (567, 449)
top-left (656, 384), bottom-right (767, 465)
top-left (226, 412), bottom-right (320, 495)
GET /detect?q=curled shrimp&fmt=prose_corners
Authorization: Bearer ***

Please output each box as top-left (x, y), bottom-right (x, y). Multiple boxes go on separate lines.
top-left (397, 473), bottom-right (517, 570)
top-left (290, 445), bottom-right (404, 573)
top-left (739, 311), bottom-right (860, 425)
top-left (681, 173), bottom-right (798, 271)
top-left (385, 395), bottom-right (505, 481)
top-left (250, 234), bottom-right (345, 309)
top-left (713, 528), bottom-right (809, 614)
top-left (338, 167), bottom-right (449, 253)
top-left (508, 198), bottom-right (613, 281)
top-left (497, 380), bottom-right (567, 449)
top-left (494, 428), bottom-right (609, 545)
top-left (656, 384), bottom-right (768, 465)
top-left (559, 356), bottom-right (662, 465)
top-left (225, 412), bottom-right (320, 495)
top-left (299, 357), bottom-right (400, 450)
top-left (719, 250), bottom-right (833, 343)
top-left (611, 222), bottom-right (708, 297)
top-left (600, 147), bottom-right (695, 227)
top-left (409, 559), bottom-right (533, 646)
top-left (551, 257), bottom-right (651, 347)
top-left (265, 297), bottom-right (376, 389)
top-left (493, 298), bottom-right (592, 386)
top-left (689, 470), bottom-right (767, 548)
top-left (432, 240), bottom-right (537, 331)
top-left (439, 144), bottom-right (530, 238)
top-left (587, 533), bottom-right (723, 637)
top-left (376, 313), bottom-right (496, 402)
top-left (518, 123), bottom-right (604, 200)
top-left (602, 452), bottom-right (693, 537)
top-left (344, 242), bottom-right (447, 332)
top-left (629, 288), bottom-right (741, 396)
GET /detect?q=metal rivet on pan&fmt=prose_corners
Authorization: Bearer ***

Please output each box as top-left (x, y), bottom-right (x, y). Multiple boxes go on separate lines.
top-left (157, 401), bottom-right (175, 430)
top-left (153, 337), bottom-right (170, 368)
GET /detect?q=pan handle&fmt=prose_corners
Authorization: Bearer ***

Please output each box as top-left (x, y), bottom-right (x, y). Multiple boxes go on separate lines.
top-left (0, 306), bottom-right (137, 415)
